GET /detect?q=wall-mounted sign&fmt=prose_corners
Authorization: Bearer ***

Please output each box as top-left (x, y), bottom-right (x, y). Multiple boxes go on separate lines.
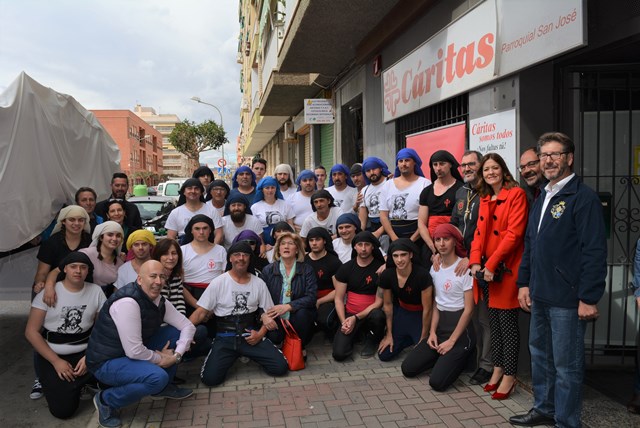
top-left (304, 99), bottom-right (335, 124)
top-left (469, 109), bottom-right (517, 176)
top-left (382, 0), bottom-right (585, 122)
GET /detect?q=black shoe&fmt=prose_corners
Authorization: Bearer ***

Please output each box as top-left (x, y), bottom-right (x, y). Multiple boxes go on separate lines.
top-left (469, 368), bottom-right (492, 385)
top-left (509, 409), bottom-right (555, 426)
top-left (172, 376), bottom-right (186, 385)
top-left (627, 394), bottom-right (640, 414)
top-left (360, 332), bottom-right (378, 359)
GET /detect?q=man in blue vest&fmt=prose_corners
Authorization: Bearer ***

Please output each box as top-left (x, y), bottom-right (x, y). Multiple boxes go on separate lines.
top-left (86, 260), bottom-right (196, 428)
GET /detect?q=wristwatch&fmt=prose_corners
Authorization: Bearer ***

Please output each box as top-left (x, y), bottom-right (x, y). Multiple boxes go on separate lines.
top-left (174, 352), bottom-right (182, 364)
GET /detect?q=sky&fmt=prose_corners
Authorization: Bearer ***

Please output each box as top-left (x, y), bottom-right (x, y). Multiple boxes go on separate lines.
top-left (0, 0), bottom-right (241, 167)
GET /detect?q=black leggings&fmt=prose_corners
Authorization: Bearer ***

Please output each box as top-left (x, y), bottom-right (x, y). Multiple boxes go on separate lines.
top-left (332, 308), bottom-right (386, 361)
top-left (36, 351), bottom-right (93, 419)
top-left (401, 309), bottom-right (475, 391)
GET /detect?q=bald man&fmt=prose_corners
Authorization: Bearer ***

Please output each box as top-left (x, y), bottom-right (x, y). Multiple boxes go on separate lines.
top-left (86, 261), bottom-right (196, 428)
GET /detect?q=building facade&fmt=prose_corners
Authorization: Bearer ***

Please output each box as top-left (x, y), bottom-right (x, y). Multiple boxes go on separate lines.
top-left (92, 109), bottom-right (163, 186)
top-left (134, 105), bottom-right (199, 178)
top-left (238, 0), bottom-right (640, 369)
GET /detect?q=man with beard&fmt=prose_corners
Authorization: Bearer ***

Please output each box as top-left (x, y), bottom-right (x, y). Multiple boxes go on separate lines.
top-left (300, 190), bottom-right (342, 240)
top-left (511, 132), bottom-right (606, 428)
top-left (379, 149), bottom-right (431, 243)
top-left (274, 163), bottom-right (296, 200)
top-left (228, 166), bottom-right (258, 204)
top-left (190, 242), bottom-right (288, 386)
top-left (314, 165), bottom-right (327, 190)
top-left (333, 232), bottom-right (386, 360)
top-left (221, 194), bottom-right (264, 251)
top-left (305, 227), bottom-right (343, 340)
top-left (446, 150), bottom-right (492, 385)
top-left (418, 150), bottom-right (464, 258)
top-left (115, 230), bottom-right (157, 289)
top-left (358, 157), bottom-right (390, 241)
top-left (288, 170), bottom-right (318, 233)
top-left (519, 147), bottom-right (545, 204)
top-left (95, 172), bottom-right (142, 230)
top-left (332, 213), bottom-right (362, 263)
top-left (326, 164), bottom-right (358, 215)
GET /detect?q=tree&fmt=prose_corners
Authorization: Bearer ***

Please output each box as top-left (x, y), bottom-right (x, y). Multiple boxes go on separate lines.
top-left (168, 119), bottom-right (227, 163)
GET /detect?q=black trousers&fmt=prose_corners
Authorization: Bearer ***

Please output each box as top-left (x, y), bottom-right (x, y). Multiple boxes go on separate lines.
top-left (315, 301), bottom-right (339, 337)
top-left (401, 309), bottom-right (475, 391)
top-left (332, 308), bottom-right (386, 361)
top-left (36, 351), bottom-right (93, 419)
top-left (266, 307), bottom-right (317, 347)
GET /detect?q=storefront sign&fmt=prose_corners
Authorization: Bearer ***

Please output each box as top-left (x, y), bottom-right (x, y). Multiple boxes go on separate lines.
top-left (304, 99), bottom-right (335, 124)
top-left (469, 109), bottom-right (517, 176)
top-left (382, 0), bottom-right (585, 122)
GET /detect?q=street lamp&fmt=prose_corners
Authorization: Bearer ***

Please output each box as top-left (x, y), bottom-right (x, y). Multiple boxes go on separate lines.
top-left (190, 96), bottom-right (226, 171)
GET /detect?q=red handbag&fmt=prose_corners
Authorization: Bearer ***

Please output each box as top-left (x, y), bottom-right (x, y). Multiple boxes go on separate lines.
top-left (281, 319), bottom-right (305, 371)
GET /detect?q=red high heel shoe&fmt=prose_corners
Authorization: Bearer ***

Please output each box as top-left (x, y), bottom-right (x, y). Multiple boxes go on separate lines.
top-left (483, 376), bottom-right (502, 392)
top-left (491, 381), bottom-right (516, 400)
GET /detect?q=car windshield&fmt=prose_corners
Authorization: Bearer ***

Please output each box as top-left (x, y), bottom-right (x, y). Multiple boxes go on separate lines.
top-left (164, 183), bottom-right (181, 196)
top-left (132, 201), bottom-right (174, 220)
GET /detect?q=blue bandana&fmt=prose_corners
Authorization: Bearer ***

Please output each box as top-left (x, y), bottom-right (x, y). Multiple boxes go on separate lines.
top-left (362, 157), bottom-right (391, 184)
top-left (254, 176), bottom-right (284, 202)
top-left (395, 148), bottom-right (424, 177)
top-left (296, 169), bottom-right (317, 191)
top-left (232, 165), bottom-right (257, 189)
top-left (329, 164), bottom-right (355, 187)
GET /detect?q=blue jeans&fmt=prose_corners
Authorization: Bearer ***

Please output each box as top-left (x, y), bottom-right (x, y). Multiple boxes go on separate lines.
top-left (529, 301), bottom-right (586, 428)
top-left (92, 325), bottom-right (180, 409)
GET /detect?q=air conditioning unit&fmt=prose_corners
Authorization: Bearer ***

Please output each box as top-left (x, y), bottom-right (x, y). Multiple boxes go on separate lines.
top-left (284, 121), bottom-right (295, 140)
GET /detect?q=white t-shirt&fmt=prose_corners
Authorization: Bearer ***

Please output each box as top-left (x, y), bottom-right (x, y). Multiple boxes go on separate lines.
top-left (196, 272), bottom-right (274, 317)
top-left (287, 192), bottom-right (313, 228)
top-left (327, 185), bottom-right (358, 214)
top-left (379, 177), bottom-right (431, 220)
top-left (430, 258), bottom-right (472, 311)
top-left (332, 238), bottom-right (353, 264)
top-left (300, 207), bottom-right (341, 238)
top-left (181, 243), bottom-right (227, 284)
top-left (115, 261), bottom-right (138, 289)
top-left (165, 203), bottom-right (223, 238)
top-left (280, 187), bottom-right (296, 201)
top-left (221, 214), bottom-right (263, 249)
top-left (250, 199), bottom-right (292, 228)
top-left (360, 180), bottom-right (387, 220)
top-left (32, 281), bottom-right (106, 355)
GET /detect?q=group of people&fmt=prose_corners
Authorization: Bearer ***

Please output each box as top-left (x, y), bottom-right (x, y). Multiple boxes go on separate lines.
top-left (26, 133), bottom-right (608, 428)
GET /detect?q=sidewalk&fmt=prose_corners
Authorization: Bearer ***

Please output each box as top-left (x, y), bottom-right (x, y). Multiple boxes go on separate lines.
top-left (1, 300), bottom-right (637, 427)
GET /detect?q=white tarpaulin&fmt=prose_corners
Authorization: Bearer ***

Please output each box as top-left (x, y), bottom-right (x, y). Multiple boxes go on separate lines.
top-left (0, 72), bottom-right (120, 252)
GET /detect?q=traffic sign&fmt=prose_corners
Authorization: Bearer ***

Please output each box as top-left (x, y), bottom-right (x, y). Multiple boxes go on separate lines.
top-left (217, 158), bottom-right (227, 167)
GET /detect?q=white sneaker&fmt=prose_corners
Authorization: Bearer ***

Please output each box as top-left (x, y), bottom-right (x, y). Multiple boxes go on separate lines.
top-left (30, 379), bottom-right (43, 400)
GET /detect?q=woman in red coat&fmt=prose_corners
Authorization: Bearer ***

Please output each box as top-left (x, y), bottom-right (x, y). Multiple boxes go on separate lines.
top-left (469, 153), bottom-right (528, 400)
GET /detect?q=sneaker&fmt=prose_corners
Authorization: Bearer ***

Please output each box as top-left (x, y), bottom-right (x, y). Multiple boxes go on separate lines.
top-left (171, 375), bottom-right (186, 385)
top-left (469, 368), bottom-right (493, 385)
top-left (30, 379), bottom-right (43, 400)
top-left (93, 392), bottom-right (122, 428)
top-left (360, 331), bottom-right (378, 359)
top-left (151, 383), bottom-right (193, 400)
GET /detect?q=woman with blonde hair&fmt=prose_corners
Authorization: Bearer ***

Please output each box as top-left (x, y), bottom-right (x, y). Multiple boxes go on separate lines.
top-left (262, 232), bottom-right (317, 353)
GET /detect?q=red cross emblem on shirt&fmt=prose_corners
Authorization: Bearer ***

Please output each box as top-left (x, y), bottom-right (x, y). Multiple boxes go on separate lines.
top-left (443, 280), bottom-right (452, 292)
top-left (365, 275), bottom-right (373, 284)
top-left (207, 259), bottom-right (215, 269)
top-left (318, 269), bottom-right (324, 278)
top-left (444, 198), bottom-right (451, 208)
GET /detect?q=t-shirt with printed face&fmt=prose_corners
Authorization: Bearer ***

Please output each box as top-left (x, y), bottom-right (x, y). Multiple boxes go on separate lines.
top-left (359, 180), bottom-right (387, 220)
top-left (196, 272), bottom-right (274, 318)
top-left (379, 177), bottom-right (431, 220)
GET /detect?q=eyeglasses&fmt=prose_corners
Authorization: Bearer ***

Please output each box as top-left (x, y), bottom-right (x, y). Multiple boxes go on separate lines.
top-left (518, 160), bottom-right (539, 172)
top-left (460, 161), bottom-right (477, 168)
top-left (210, 187), bottom-right (226, 193)
top-left (538, 152), bottom-right (569, 161)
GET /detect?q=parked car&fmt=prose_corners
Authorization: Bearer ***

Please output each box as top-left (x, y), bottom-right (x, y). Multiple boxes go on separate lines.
top-left (128, 195), bottom-right (176, 237)
top-left (147, 186), bottom-right (157, 196)
top-left (159, 178), bottom-right (189, 200)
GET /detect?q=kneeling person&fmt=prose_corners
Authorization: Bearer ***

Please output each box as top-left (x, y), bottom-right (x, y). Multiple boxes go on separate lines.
top-left (86, 261), bottom-right (196, 428)
top-left (190, 242), bottom-right (289, 386)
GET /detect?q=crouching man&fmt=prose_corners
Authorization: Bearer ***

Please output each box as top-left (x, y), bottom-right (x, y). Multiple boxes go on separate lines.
top-left (190, 242), bottom-right (289, 386)
top-left (86, 260), bottom-right (196, 428)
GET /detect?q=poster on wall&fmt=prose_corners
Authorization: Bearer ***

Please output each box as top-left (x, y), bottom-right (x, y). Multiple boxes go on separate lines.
top-left (469, 109), bottom-right (517, 176)
top-left (406, 122), bottom-right (466, 178)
